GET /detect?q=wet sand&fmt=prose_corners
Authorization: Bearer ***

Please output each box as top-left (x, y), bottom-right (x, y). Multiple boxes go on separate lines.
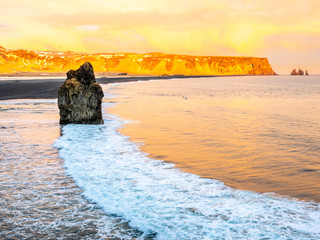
top-left (0, 75), bottom-right (214, 100)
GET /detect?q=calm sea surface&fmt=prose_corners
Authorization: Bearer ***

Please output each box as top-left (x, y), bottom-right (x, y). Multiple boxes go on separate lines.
top-left (108, 75), bottom-right (320, 202)
top-left (1, 75), bottom-right (320, 239)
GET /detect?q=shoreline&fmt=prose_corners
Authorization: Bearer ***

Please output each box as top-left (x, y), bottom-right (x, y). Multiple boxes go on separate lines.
top-left (106, 76), bottom-right (320, 203)
top-left (0, 74), bottom-right (280, 100)
top-left (0, 75), bottom-right (216, 100)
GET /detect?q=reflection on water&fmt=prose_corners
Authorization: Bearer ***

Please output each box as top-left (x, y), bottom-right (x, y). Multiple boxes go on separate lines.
top-left (0, 100), bottom-right (146, 239)
top-left (108, 76), bottom-right (320, 202)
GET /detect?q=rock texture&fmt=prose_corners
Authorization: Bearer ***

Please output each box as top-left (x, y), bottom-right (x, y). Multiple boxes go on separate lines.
top-left (291, 68), bottom-right (305, 75)
top-left (297, 68), bottom-right (304, 75)
top-left (58, 62), bottom-right (104, 124)
top-left (291, 69), bottom-right (297, 75)
top-left (0, 46), bottom-right (276, 76)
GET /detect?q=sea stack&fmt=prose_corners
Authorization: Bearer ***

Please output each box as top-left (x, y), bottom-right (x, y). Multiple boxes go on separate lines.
top-left (291, 69), bottom-right (297, 75)
top-left (297, 68), bottom-right (304, 75)
top-left (58, 62), bottom-right (104, 124)
top-left (291, 68), bottom-right (305, 75)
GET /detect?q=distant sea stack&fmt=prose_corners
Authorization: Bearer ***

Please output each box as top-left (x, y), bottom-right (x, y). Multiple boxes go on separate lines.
top-left (58, 62), bottom-right (104, 124)
top-left (291, 68), bottom-right (307, 75)
top-left (291, 69), bottom-right (297, 75)
top-left (0, 46), bottom-right (276, 76)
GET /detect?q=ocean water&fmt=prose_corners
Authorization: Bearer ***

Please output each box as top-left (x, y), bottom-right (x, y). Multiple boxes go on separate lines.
top-left (0, 99), bottom-right (148, 239)
top-left (1, 76), bottom-right (320, 239)
top-left (107, 75), bottom-right (320, 202)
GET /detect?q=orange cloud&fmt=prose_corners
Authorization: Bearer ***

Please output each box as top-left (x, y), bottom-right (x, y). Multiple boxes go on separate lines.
top-left (0, 0), bottom-right (319, 73)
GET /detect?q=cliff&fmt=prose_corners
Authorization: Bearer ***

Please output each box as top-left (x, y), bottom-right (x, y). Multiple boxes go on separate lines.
top-left (0, 46), bottom-right (276, 76)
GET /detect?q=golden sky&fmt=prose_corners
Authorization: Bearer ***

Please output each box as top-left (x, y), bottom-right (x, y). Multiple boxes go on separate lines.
top-left (0, 0), bottom-right (319, 73)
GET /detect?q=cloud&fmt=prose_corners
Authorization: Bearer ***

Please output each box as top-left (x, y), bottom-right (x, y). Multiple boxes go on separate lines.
top-left (77, 25), bottom-right (99, 31)
top-left (0, 0), bottom-right (319, 72)
top-left (0, 24), bottom-right (13, 29)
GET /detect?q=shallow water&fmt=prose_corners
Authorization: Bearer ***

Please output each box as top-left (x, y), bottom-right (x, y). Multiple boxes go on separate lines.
top-left (0, 100), bottom-right (147, 239)
top-left (54, 88), bottom-right (320, 239)
top-left (107, 76), bottom-right (320, 202)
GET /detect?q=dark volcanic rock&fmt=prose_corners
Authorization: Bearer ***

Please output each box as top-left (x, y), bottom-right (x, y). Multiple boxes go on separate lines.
top-left (297, 68), bottom-right (304, 75)
top-left (66, 69), bottom-right (78, 80)
top-left (291, 68), bottom-right (305, 75)
top-left (58, 62), bottom-right (104, 124)
top-left (291, 69), bottom-right (297, 75)
top-left (77, 62), bottom-right (96, 85)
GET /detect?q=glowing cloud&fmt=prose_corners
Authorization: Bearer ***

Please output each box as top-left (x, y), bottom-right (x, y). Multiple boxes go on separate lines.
top-left (0, 0), bottom-right (319, 73)
top-left (77, 25), bottom-right (100, 32)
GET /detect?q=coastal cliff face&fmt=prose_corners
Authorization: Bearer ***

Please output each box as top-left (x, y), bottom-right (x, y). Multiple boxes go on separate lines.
top-left (0, 46), bottom-right (276, 76)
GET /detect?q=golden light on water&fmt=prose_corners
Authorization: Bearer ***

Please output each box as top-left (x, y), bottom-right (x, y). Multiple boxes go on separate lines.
top-left (107, 78), bottom-right (320, 201)
top-left (0, 0), bottom-right (319, 73)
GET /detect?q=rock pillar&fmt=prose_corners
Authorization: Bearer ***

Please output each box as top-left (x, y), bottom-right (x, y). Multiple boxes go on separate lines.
top-left (58, 62), bottom-right (104, 124)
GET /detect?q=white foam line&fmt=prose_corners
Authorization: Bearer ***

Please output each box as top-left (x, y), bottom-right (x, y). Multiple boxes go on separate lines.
top-left (53, 102), bottom-right (320, 240)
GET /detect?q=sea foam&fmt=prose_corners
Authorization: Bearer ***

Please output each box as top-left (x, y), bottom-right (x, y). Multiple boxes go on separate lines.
top-left (54, 101), bottom-right (320, 239)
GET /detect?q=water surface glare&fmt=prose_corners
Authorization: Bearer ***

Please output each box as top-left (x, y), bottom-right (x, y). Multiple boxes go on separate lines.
top-left (107, 76), bottom-right (320, 202)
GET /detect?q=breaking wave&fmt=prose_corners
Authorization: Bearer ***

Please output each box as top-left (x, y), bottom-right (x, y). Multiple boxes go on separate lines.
top-left (54, 102), bottom-right (320, 240)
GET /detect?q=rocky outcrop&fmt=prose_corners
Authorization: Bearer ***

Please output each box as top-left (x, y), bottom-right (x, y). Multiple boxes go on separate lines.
top-left (291, 68), bottom-right (306, 75)
top-left (58, 62), bottom-right (104, 124)
top-left (0, 46), bottom-right (276, 76)
top-left (291, 69), bottom-right (297, 75)
top-left (297, 68), bottom-right (304, 75)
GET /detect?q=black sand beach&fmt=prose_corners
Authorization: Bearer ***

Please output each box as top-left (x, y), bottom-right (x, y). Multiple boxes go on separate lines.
top-left (0, 79), bottom-right (64, 100)
top-left (0, 75), bottom-right (215, 100)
